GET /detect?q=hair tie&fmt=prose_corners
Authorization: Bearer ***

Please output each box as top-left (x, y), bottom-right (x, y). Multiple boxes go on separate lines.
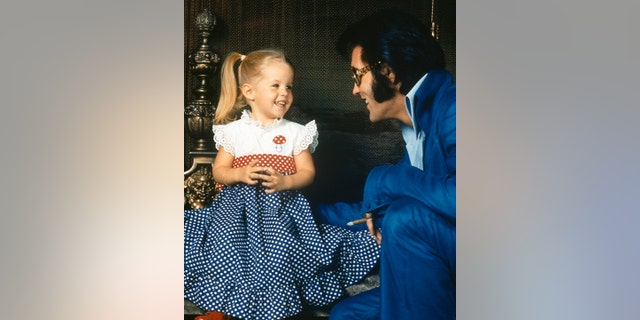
top-left (240, 54), bottom-right (246, 61)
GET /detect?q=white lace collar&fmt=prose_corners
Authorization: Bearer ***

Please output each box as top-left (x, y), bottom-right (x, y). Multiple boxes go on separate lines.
top-left (240, 109), bottom-right (283, 129)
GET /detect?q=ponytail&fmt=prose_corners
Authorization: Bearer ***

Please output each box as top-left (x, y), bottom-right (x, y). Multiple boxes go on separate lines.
top-left (215, 52), bottom-right (245, 124)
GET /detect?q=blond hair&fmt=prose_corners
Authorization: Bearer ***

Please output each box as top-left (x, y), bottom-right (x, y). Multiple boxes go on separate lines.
top-left (214, 49), bottom-right (291, 124)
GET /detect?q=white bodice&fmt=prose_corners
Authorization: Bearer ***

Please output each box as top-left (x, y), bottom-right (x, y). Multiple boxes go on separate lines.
top-left (213, 110), bottom-right (318, 158)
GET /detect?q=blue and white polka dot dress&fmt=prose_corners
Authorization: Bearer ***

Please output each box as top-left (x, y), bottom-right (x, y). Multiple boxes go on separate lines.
top-left (184, 112), bottom-right (380, 320)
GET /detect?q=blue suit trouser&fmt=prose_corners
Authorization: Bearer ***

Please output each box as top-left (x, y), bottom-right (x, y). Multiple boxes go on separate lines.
top-left (328, 197), bottom-right (456, 320)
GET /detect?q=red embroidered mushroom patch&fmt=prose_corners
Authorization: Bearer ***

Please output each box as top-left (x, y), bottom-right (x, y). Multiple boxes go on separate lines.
top-left (273, 135), bottom-right (286, 145)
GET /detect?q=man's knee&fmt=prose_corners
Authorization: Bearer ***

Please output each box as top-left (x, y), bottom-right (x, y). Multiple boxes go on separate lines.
top-left (382, 198), bottom-right (429, 238)
top-left (381, 198), bottom-right (455, 254)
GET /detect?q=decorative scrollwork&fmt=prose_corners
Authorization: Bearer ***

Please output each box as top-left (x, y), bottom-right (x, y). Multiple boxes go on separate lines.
top-left (185, 102), bottom-right (214, 117)
top-left (184, 164), bottom-right (218, 209)
top-left (194, 11), bottom-right (217, 33)
top-left (184, 10), bottom-right (221, 209)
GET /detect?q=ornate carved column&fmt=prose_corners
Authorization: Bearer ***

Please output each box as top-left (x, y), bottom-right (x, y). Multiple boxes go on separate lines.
top-left (184, 10), bottom-right (221, 209)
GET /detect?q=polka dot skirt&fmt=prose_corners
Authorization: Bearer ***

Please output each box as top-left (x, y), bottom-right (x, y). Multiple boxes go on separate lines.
top-left (184, 183), bottom-right (380, 320)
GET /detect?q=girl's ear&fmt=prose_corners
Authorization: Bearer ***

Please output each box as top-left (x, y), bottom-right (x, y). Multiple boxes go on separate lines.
top-left (241, 83), bottom-right (255, 101)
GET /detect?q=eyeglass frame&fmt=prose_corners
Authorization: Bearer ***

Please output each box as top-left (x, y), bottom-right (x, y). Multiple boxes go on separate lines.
top-left (350, 61), bottom-right (382, 86)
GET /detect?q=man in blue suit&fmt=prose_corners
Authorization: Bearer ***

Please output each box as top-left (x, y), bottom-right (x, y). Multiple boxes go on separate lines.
top-left (317, 9), bottom-right (456, 319)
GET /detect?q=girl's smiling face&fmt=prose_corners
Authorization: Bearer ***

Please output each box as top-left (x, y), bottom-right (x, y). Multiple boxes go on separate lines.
top-left (243, 60), bottom-right (294, 126)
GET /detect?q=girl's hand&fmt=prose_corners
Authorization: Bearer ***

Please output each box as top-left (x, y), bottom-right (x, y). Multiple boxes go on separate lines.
top-left (238, 159), bottom-right (267, 185)
top-left (257, 167), bottom-right (288, 193)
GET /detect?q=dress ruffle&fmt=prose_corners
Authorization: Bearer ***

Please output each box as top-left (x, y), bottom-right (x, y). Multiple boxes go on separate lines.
top-left (294, 120), bottom-right (318, 155)
top-left (212, 123), bottom-right (237, 155)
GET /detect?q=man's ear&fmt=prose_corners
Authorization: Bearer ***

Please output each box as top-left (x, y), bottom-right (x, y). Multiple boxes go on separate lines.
top-left (241, 83), bottom-right (255, 101)
top-left (381, 64), bottom-right (400, 88)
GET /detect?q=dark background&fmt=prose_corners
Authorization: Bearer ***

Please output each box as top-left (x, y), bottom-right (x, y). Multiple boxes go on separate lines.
top-left (184, 0), bottom-right (456, 204)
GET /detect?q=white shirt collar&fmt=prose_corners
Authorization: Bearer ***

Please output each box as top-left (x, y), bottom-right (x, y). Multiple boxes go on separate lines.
top-left (240, 109), bottom-right (282, 129)
top-left (404, 73), bottom-right (429, 131)
top-left (401, 73), bottom-right (428, 170)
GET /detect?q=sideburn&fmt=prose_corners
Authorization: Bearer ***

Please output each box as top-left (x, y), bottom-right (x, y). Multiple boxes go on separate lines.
top-left (371, 71), bottom-right (396, 103)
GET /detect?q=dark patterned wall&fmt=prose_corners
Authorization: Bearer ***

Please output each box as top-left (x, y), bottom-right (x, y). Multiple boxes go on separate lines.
top-left (185, 0), bottom-right (456, 204)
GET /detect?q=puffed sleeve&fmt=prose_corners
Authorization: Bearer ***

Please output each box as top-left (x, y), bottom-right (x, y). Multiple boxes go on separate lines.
top-left (293, 120), bottom-right (319, 155)
top-left (212, 123), bottom-right (235, 156)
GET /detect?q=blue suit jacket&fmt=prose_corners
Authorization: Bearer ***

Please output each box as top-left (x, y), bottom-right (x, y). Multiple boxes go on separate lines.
top-left (361, 68), bottom-right (456, 222)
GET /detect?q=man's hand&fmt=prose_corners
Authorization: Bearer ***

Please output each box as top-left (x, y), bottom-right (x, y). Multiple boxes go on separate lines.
top-left (365, 213), bottom-right (382, 244)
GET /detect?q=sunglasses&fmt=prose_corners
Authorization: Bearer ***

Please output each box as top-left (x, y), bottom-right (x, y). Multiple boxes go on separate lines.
top-left (350, 61), bottom-right (382, 86)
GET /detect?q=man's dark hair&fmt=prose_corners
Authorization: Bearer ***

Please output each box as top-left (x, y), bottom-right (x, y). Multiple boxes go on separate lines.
top-left (337, 9), bottom-right (446, 101)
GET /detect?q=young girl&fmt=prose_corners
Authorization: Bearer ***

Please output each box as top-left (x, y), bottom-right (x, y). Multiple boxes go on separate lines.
top-left (184, 49), bottom-right (380, 320)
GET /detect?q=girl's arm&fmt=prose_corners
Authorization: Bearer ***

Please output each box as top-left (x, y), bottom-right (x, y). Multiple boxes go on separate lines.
top-left (212, 147), bottom-right (264, 186)
top-left (260, 149), bottom-right (315, 194)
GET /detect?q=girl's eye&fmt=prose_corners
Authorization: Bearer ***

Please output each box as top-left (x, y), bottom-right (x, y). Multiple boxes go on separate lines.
top-left (271, 84), bottom-right (292, 90)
